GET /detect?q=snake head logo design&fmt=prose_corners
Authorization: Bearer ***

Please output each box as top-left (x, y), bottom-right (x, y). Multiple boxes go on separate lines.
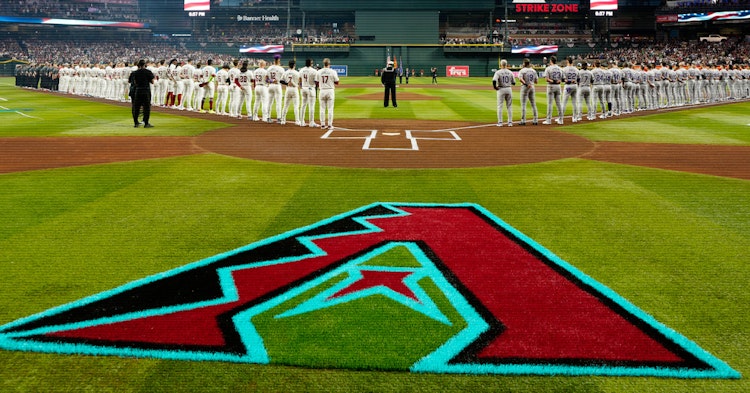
top-left (0, 203), bottom-right (739, 378)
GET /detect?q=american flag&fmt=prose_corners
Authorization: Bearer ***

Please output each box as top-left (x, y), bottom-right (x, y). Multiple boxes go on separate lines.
top-left (184, 0), bottom-right (210, 12)
top-left (679, 10), bottom-right (749, 23)
top-left (590, 0), bottom-right (618, 11)
top-left (239, 45), bottom-right (285, 54)
top-left (512, 45), bottom-right (558, 54)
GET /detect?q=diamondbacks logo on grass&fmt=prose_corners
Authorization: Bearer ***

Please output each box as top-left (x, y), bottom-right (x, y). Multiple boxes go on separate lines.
top-left (0, 203), bottom-right (739, 378)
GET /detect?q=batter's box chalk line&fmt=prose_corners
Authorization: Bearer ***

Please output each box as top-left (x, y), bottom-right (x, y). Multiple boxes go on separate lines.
top-left (322, 123), bottom-right (498, 151)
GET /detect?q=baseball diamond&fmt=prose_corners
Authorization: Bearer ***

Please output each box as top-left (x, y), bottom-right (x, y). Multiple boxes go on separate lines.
top-left (1, 0), bottom-right (749, 392)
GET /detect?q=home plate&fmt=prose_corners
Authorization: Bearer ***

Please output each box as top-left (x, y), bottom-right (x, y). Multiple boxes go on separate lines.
top-left (367, 130), bottom-right (415, 150)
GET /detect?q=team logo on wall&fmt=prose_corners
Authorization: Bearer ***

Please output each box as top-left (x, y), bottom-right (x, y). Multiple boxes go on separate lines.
top-left (0, 203), bottom-right (739, 378)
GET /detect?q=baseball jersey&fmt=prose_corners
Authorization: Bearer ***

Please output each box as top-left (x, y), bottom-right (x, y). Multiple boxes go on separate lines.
top-left (299, 66), bottom-right (316, 88)
top-left (254, 67), bottom-right (268, 87)
top-left (283, 68), bottom-right (300, 88)
top-left (216, 69), bottom-right (230, 86)
top-left (591, 67), bottom-right (606, 85)
top-left (578, 69), bottom-right (593, 87)
top-left (492, 68), bottom-right (515, 88)
top-left (201, 65), bottom-right (216, 85)
top-left (267, 64), bottom-right (285, 84)
top-left (236, 69), bottom-right (254, 89)
top-left (562, 65), bottom-right (579, 84)
top-left (518, 67), bottom-right (538, 87)
top-left (228, 66), bottom-right (241, 87)
top-left (317, 67), bottom-right (339, 90)
top-left (544, 64), bottom-right (563, 84)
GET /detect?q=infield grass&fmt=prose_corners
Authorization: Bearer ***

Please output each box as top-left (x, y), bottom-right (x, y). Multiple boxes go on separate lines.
top-left (0, 77), bottom-right (748, 392)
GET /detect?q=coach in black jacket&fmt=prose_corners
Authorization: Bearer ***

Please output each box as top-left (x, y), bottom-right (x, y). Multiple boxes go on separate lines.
top-left (129, 59), bottom-right (155, 128)
top-left (381, 61), bottom-right (397, 108)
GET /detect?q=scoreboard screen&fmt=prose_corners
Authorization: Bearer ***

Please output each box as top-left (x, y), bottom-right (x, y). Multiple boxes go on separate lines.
top-left (590, 0), bottom-right (618, 11)
top-left (184, 0), bottom-right (210, 12)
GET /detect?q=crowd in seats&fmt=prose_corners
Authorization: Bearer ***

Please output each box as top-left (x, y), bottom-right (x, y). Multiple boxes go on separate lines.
top-left (441, 21), bottom-right (591, 46)
top-left (0, 38), bottom-right (24, 59)
top-left (589, 37), bottom-right (749, 66)
top-left (0, 0), bottom-right (144, 22)
top-left (660, 0), bottom-right (750, 12)
top-left (198, 25), bottom-right (354, 45)
top-left (7, 38), bottom-right (243, 68)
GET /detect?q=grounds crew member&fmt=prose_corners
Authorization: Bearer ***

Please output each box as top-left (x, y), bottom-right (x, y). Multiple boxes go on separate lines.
top-left (129, 59), bottom-right (155, 128)
top-left (381, 60), bottom-right (397, 108)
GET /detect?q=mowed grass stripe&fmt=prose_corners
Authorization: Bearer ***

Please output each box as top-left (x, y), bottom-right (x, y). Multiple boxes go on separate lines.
top-left (562, 101), bottom-right (750, 144)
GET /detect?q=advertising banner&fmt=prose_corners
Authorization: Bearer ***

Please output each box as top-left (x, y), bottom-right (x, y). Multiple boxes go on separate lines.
top-left (446, 66), bottom-right (469, 78)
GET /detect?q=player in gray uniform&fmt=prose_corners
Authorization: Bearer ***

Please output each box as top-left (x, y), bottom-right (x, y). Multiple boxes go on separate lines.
top-left (601, 64), bottom-right (613, 118)
top-left (591, 60), bottom-right (607, 119)
top-left (687, 63), bottom-right (700, 105)
top-left (636, 65), bottom-right (650, 111)
top-left (646, 64), bottom-right (659, 110)
top-left (609, 61), bottom-right (623, 116)
top-left (561, 57), bottom-right (580, 123)
top-left (621, 63), bottom-right (635, 113)
top-left (517, 58), bottom-right (539, 125)
top-left (672, 65), bottom-right (683, 106)
top-left (577, 63), bottom-right (594, 120)
top-left (701, 65), bottom-right (713, 103)
top-left (649, 65), bottom-right (659, 109)
top-left (492, 59), bottom-right (515, 127)
top-left (543, 56), bottom-right (564, 125)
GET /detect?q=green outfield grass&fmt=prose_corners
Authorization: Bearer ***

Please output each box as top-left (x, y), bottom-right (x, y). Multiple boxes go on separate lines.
top-left (0, 77), bottom-right (748, 392)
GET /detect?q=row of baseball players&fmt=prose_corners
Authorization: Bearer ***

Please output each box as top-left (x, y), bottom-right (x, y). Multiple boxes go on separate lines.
top-left (57, 63), bottom-right (135, 100)
top-left (492, 55), bottom-right (750, 126)
top-left (147, 56), bottom-right (339, 129)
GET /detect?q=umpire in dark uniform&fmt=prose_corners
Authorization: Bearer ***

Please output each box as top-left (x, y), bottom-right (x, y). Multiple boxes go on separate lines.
top-left (129, 59), bottom-right (154, 128)
top-left (381, 60), bottom-right (397, 108)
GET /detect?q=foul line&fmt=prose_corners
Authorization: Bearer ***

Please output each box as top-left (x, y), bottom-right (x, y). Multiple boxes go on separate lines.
top-left (324, 123), bottom-right (496, 151)
top-left (0, 104), bottom-right (42, 120)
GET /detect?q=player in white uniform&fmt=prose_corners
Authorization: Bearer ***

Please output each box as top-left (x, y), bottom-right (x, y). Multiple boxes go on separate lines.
top-left (197, 59), bottom-right (217, 113)
top-left (316, 58), bottom-right (339, 129)
top-left (280, 60), bottom-right (301, 125)
top-left (154, 60), bottom-right (168, 106)
top-left (232, 60), bottom-right (254, 119)
top-left (104, 64), bottom-right (114, 100)
top-left (267, 55), bottom-right (286, 123)
top-left (227, 60), bottom-right (242, 118)
top-left (215, 63), bottom-right (231, 116)
top-left (179, 59), bottom-right (196, 111)
top-left (121, 63), bottom-right (133, 102)
top-left (164, 59), bottom-right (178, 107)
top-left (252, 60), bottom-right (270, 121)
top-left (298, 58), bottom-right (318, 127)
top-left (491, 59), bottom-right (515, 127)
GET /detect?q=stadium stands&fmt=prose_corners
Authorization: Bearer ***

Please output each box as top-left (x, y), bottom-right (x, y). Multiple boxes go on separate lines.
top-left (0, 0), bottom-right (144, 22)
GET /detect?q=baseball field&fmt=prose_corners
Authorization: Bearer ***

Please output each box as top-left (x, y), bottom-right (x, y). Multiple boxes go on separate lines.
top-left (0, 75), bottom-right (748, 392)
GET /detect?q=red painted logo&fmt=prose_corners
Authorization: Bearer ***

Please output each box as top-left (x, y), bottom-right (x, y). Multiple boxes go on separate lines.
top-left (0, 203), bottom-right (739, 378)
